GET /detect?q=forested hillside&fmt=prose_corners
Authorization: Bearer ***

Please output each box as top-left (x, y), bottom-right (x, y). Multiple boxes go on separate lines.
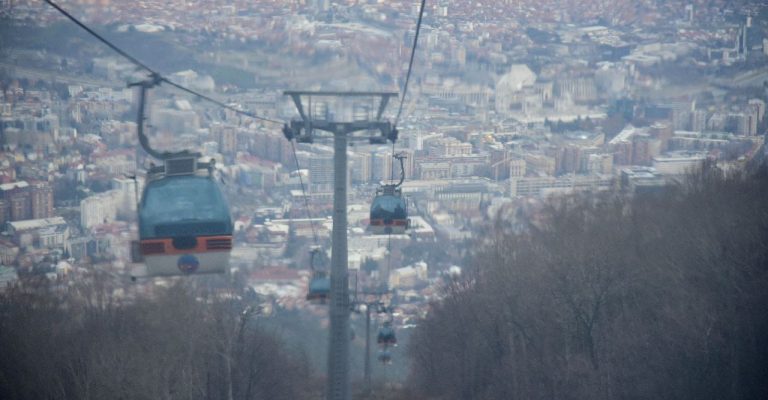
top-left (407, 164), bottom-right (768, 400)
top-left (0, 282), bottom-right (314, 400)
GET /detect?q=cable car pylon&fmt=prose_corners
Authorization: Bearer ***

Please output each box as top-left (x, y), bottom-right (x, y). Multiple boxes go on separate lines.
top-left (283, 91), bottom-right (397, 400)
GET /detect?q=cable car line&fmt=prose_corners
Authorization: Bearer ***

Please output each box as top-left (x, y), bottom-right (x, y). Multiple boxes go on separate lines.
top-left (43, 0), bottom-right (154, 74)
top-left (43, 0), bottom-right (282, 125)
top-left (386, 0), bottom-right (425, 292)
top-left (289, 140), bottom-right (319, 245)
top-left (288, 131), bottom-right (329, 302)
top-left (162, 79), bottom-right (283, 125)
top-left (393, 0), bottom-right (426, 128)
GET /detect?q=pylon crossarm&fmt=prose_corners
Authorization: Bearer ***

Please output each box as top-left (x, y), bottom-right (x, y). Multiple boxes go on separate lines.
top-left (289, 93), bottom-right (308, 121)
top-left (375, 94), bottom-right (396, 121)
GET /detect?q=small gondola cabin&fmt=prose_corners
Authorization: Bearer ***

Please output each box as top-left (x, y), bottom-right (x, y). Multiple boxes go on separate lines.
top-left (369, 185), bottom-right (408, 235)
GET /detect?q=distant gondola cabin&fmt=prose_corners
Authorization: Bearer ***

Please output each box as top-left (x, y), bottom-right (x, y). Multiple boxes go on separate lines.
top-left (377, 324), bottom-right (397, 346)
top-left (306, 272), bottom-right (330, 302)
top-left (369, 186), bottom-right (408, 235)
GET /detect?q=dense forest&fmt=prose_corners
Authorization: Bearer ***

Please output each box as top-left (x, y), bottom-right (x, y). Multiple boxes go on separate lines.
top-left (407, 163), bottom-right (768, 400)
top-left (0, 280), bottom-right (314, 400)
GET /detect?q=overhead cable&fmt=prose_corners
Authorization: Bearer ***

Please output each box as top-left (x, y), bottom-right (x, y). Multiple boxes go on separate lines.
top-left (43, 0), bottom-right (282, 125)
top-left (163, 79), bottom-right (283, 124)
top-left (290, 140), bottom-right (320, 245)
top-left (393, 0), bottom-right (427, 127)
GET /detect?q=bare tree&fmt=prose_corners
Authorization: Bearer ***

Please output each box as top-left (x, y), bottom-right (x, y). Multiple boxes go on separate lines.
top-left (406, 163), bottom-right (768, 400)
top-left (0, 277), bottom-right (312, 400)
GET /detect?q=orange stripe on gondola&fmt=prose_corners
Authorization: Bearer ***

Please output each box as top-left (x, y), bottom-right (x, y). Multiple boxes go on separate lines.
top-left (370, 219), bottom-right (407, 227)
top-left (140, 236), bottom-right (232, 256)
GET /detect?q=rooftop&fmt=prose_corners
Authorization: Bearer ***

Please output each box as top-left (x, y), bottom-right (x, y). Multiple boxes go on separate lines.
top-left (8, 217), bottom-right (68, 231)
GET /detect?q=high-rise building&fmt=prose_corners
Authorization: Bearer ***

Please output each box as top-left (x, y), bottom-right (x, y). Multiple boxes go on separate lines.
top-left (586, 154), bottom-right (613, 174)
top-left (650, 122), bottom-right (673, 151)
top-left (213, 125), bottom-right (237, 158)
top-left (612, 141), bottom-right (633, 166)
top-left (306, 148), bottom-right (350, 203)
top-left (632, 134), bottom-right (661, 166)
top-left (349, 151), bottom-right (371, 184)
top-left (370, 148), bottom-right (394, 183)
top-left (554, 76), bottom-right (598, 103)
top-left (691, 109), bottom-right (708, 132)
top-left (730, 112), bottom-right (758, 136)
top-left (737, 22), bottom-right (749, 57)
top-left (10, 190), bottom-right (30, 223)
top-left (80, 191), bottom-right (118, 229)
top-left (673, 109), bottom-right (692, 131)
top-left (309, 152), bottom-right (334, 191)
top-left (0, 181), bottom-right (31, 222)
top-left (400, 149), bottom-right (415, 182)
top-left (112, 177), bottom-right (138, 219)
top-left (251, 132), bottom-right (291, 164)
top-left (748, 98), bottom-right (765, 123)
top-left (0, 200), bottom-right (8, 227)
top-left (30, 182), bottom-right (54, 220)
top-left (557, 145), bottom-right (582, 175)
top-left (509, 158), bottom-right (526, 178)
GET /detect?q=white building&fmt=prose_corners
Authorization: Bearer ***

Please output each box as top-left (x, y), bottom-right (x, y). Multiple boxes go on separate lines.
top-left (495, 64), bottom-right (537, 115)
top-left (510, 175), bottom-right (613, 197)
top-left (80, 191), bottom-right (119, 229)
top-left (389, 261), bottom-right (428, 289)
top-left (652, 152), bottom-right (706, 175)
top-left (112, 178), bottom-right (139, 219)
top-left (8, 217), bottom-right (69, 249)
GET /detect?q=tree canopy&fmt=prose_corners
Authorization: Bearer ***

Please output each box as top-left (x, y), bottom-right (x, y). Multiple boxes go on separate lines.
top-left (407, 164), bottom-right (768, 400)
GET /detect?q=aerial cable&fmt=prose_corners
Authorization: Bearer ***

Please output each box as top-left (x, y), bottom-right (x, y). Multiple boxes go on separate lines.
top-left (43, 0), bottom-right (155, 73)
top-left (393, 0), bottom-right (426, 128)
top-left (389, 140), bottom-right (396, 181)
top-left (289, 140), bottom-right (319, 246)
top-left (390, 0), bottom-right (425, 179)
top-left (43, 0), bottom-right (282, 125)
top-left (162, 79), bottom-right (283, 124)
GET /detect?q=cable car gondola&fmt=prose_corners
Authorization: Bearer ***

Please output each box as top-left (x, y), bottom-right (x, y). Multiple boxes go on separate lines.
top-left (377, 321), bottom-right (397, 346)
top-left (306, 248), bottom-right (330, 302)
top-left (378, 349), bottom-right (392, 364)
top-left (138, 157), bottom-right (233, 276)
top-left (370, 185), bottom-right (408, 235)
top-left (131, 77), bottom-right (232, 277)
top-left (369, 153), bottom-right (409, 235)
top-left (306, 271), bottom-right (330, 302)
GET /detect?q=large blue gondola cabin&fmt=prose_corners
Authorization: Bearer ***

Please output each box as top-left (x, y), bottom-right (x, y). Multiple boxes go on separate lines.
top-left (138, 173), bottom-right (232, 276)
